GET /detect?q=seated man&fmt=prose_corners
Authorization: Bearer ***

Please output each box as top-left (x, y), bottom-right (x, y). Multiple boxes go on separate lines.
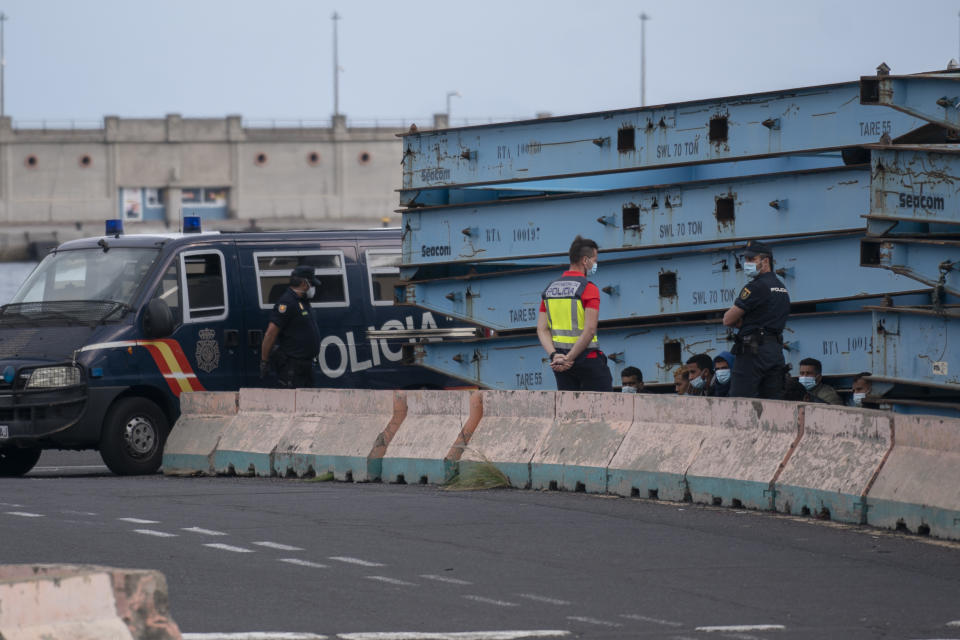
top-left (711, 351), bottom-right (735, 397)
top-left (685, 354), bottom-right (713, 397)
top-left (851, 372), bottom-right (872, 407)
top-left (674, 367), bottom-right (690, 395)
top-left (620, 366), bottom-right (644, 393)
top-left (798, 357), bottom-right (842, 405)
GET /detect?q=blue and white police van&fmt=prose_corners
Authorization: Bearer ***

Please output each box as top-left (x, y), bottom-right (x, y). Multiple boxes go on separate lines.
top-left (0, 219), bottom-right (473, 477)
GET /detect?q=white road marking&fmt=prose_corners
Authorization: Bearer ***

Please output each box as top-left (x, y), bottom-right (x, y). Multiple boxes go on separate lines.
top-left (34, 464), bottom-right (108, 471)
top-left (515, 593), bottom-right (571, 606)
top-left (61, 510), bottom-right (98, 516)
top-left (565, 616), bottom-right (622, 628)
top-left (366, 575), bottom-right (418, 586)
top-left (329, 556), bottom-right (385, 567)
top-left (279, 558), bottom-right (328, 569)
top-left (4, 511), bottom-right (43, 518)
top-left (254, 541), bottom-right (305, 551)
top-left (134, 529), bottom-right (178, 538)
top-left (619, 614), bottom-right (684, 627)
top-left (462, 595), bottom-right (519, 607)
top-left (948, 621), bottom-right (960, 627)
top-left (695, 625), bottom-right (786, 632)
top-left (183, 634), bottom-right (328, 639)
top-left (338, 632), bottom-right (569, 639)
top-left (419, 574), bottom-right (472, 585)
top-left (119, 517), bottom-right (160, 524)
top-left (182, 527), bottom-right (228, 536)
top-left (204, 543), bottom-right (254, 553)
top-left (0, 502), bottom-right (23, 507)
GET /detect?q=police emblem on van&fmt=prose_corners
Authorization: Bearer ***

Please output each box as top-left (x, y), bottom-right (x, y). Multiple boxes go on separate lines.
top-left (196, 328), bottom-right (220, 373)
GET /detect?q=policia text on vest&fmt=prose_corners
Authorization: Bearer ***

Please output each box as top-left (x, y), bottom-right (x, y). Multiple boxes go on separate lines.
top-left (536, 236), bottom-right (614, 392)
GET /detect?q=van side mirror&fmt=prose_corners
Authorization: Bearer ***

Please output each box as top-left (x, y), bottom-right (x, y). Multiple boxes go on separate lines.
top-left (143, 298), bottom-right (174, 338)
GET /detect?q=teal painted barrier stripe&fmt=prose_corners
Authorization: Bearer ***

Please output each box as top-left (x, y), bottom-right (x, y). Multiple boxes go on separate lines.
top-left (607, 469), bottom-right (687, 502)
top-left (380, 457), bottom-right (457, 485)
top-left (161, 453), bottom-right (212, 475)
top-left (211, 451), bottom-right (274, 477)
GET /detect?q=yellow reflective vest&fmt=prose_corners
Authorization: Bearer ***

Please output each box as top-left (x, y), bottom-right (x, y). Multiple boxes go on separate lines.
top-left (542, 274), bottom-right (599, 352)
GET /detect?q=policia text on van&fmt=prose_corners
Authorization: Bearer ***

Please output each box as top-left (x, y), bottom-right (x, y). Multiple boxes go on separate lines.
top-left (0, 219), bottom-right (470, 477)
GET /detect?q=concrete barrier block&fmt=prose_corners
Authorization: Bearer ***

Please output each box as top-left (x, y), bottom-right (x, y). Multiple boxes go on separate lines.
top-left (774, 404), bottom-right (892, 524)
top-left (531, 391), bottom-right (633, 493)
top-left (0, 564), bottom-right (181, 640)
top-left (272, 389), bottom-right (405, 481)
top-left (460, 390), bottom-right (555, 489)
top-left (381, 390), bottom-right (474, 484)
top-left (607, 395), bottom-right (711, 501)
top-left (163, 391), bottom-right (238, 475)
top-left (685, 398), bottom-right (802, 510)
top-left (866, 413), bottom-right (960, 539)
top-left (211, 388), bottom-right (296, 476)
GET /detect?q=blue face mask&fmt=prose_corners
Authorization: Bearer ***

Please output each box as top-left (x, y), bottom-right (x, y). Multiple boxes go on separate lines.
top-left (621, 385), bottom-right (637, 394)
top-left (799, 376), bottom-right (817, 390)
top-left (690, 374), bottom-right (705, 390)
top-left (715, 368), bottom-right (731, 384)
top-left (589, 262), bottom-right (598, 276)
top-left (743, 261), bottom-right (758, 277)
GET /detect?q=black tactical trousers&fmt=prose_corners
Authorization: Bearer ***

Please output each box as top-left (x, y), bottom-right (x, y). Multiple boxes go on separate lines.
top-left (729, 341), bottom-right (785, 399)
top-left (553, 351), bottom-right (614, 392)
top-left (275, 354), bottom-right (315, 389)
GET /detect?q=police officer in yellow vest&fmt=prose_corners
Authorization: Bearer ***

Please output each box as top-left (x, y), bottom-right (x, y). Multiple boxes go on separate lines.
top-left (536, 235), bottom-right (613, 391)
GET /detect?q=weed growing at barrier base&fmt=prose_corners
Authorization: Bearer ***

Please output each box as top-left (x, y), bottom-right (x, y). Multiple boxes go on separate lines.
top-left (305, 471), bottom-right (335, 483)
top-left (444, 450), bottom-right (510, 491)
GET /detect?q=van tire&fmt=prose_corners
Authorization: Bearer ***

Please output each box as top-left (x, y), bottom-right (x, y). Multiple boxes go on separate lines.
top-left (0, 447), bottom-right (42, 477)
top-left (99, 397), bottom-right (168, 476)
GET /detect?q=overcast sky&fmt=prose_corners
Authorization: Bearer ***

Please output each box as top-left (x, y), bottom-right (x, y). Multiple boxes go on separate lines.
top-left (4, 0), bottom-right (958, 126)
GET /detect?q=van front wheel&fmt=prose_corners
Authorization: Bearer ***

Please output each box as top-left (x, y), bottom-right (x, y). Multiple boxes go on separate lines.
top-left (0, 447), bottom-right (41, 477)
top-left (99, 398), bottom-right (168, 476)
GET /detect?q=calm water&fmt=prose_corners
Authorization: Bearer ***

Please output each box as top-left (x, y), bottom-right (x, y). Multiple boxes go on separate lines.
top-left (0, 262), bottom-right (38, 303)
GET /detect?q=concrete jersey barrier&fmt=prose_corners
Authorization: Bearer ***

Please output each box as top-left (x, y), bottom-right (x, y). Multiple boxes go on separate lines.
top-left (163, 391), bottom-right (238, 475)
top-left (0, 564), bottom-right (181, 640)
top-left (684, 397), bottom-right (802, 510)
top-left (866, 413), bottom-right (960, 538)
top-left (774, 404), bottom-right (893, 522)
top-left (460, 390), bottom-right (556, 489)
top-left (607, 394), bottom-right (712, 502)
top-left (380, 390), bottom-right (481, 484)
top-left (272, 389), bottom-right (405, 481)
top-left (211, 388), bottom-right (297, 476)
top-left (531, 391), bottom-right (633, 493)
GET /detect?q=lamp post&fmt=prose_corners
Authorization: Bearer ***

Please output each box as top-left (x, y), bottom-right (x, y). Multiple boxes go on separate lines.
top-left (639, 12), bottom-right (650, 107)
top-left (446, 90), bottom-right (460, 125)
top-left (332, 11), bottom-right (341, 117)
top-left (1, 12), bottom-right (8, 118)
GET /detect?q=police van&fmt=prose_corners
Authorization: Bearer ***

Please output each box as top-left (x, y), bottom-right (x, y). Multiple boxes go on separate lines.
top-left (0, 219), bottom-right (473, 477)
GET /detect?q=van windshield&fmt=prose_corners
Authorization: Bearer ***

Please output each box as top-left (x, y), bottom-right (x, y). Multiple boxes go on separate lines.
top-left (2, 247), bottom-right (160, 325)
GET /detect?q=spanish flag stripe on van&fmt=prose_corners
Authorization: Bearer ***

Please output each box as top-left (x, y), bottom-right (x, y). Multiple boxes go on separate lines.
top-left (78, 338), bottom-right (205, 397)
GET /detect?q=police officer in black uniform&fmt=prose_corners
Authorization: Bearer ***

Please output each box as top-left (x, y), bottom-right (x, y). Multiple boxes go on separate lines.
top-left (722, 241), bottom-right (790, 399)
top-left (260, 265), bottom-right (322, 388)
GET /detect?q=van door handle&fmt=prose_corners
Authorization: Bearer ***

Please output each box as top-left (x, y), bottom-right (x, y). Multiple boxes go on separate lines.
top-left (224, 329), bottom-right (240, 347)
top-left (248, 330), bottom-right (263, 347)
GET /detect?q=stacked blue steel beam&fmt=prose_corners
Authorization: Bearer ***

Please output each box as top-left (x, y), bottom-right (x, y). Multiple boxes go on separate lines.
top-left (396, 67), bottom-right (960, 413)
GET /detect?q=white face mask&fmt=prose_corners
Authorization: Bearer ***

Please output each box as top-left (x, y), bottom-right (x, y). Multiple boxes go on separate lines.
top-left (743, 261), bottom-right (758, 276)
top-left (690, 374), bottom-right (705, 390)
top-left (589, 262), bottom-right (598, 276)
top-left (621, 385), bottom-right (637, 394)
top-left (306, 286), bottom-right (316, 299)
top-left (852, 392), bottom-right (866, 406)
top-left (799, 376), bottom-right (817, 390)
top-left (715, 368), bottom-right (731, 384)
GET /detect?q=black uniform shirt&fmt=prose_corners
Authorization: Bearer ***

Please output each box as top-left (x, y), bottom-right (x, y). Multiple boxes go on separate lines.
top-left (734, 271), bottom-right (790, 336)
top-left (269, 287), bottom-right (321, 360)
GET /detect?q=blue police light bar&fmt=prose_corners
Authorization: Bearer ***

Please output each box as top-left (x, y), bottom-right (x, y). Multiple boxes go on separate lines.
top-left (183, 216), bottom-right (202, 233)
top-left (105, 219), bottom-right (124, 235)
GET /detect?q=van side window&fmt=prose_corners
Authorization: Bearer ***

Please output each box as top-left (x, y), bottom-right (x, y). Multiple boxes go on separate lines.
top-left (255, 251), bottom-right (349, 308)
top-left (152, 262), bottom-right (182, 324)
top-left (366, 250), bottom-right (401, 306)
top-left (181, 251), bottom-right (228, 322)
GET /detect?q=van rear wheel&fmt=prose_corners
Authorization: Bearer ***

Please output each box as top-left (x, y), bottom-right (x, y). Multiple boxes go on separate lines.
top-left (99, 397), bottom-right (168, 476)
top-left (0, 447), bottom-right (41, 477)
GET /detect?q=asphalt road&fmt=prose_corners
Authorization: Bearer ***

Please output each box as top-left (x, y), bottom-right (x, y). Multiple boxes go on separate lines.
top-left (1, 455), bottom-right (959, 639)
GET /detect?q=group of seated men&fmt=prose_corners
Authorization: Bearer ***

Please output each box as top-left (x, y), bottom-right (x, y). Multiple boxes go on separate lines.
top-left (620, 356), bottom-right (872, 407)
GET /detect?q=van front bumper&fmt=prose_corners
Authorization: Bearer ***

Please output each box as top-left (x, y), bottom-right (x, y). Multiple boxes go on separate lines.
top-left (0, 385), bottom-right (122, 447)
